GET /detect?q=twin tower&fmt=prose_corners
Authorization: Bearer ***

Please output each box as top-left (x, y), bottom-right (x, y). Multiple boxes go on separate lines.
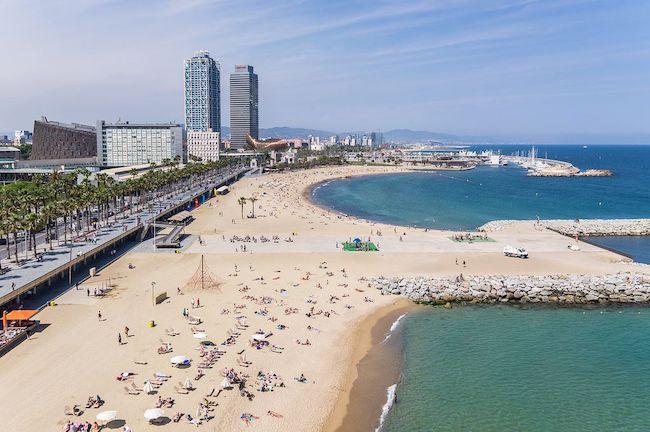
top-left (183, 51), bottom-right (258, 150)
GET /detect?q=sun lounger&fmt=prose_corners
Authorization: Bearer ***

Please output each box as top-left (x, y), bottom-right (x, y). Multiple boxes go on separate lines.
top-left (124, 386), bottom-right (140, 395)
top-left (174, 385), bottom-right (189, 395)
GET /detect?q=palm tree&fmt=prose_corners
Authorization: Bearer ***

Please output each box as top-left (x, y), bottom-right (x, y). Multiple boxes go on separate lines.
top-left (249, 195), bottom-right (258, 218)
top-left (238, 197), bottom-right (247, 220)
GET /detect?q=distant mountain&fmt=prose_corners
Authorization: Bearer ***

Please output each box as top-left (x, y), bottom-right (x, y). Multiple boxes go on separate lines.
top-left (382, 129), bottom-right (470, 143)
top-left (260, 127), bottom-right (335, 139)
top-left (220, 127), bottom-right (650, 145)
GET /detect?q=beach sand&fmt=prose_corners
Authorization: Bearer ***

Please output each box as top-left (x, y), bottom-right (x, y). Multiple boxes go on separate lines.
top-left (0, 165), bottom-right (644, 432)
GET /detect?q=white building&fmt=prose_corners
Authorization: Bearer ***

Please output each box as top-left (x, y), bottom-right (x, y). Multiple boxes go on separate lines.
top-left (187, 129), bottom-right (220, 161)
top-left (14, 130), bottom-right (32, 143)
top-left (96, 121), bottom-right (185, 167)
top-left (309, 135), bottom-right (324, 151)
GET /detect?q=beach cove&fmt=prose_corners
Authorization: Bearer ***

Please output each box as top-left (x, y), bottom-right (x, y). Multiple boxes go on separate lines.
top-left (0, 164), bottom-right (647, 432)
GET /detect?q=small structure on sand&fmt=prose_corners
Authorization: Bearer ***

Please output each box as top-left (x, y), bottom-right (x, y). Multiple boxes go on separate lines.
top-left (342, 238), bottom-right (379, 252)
top-left (183, 255), bottom-right (221, 291)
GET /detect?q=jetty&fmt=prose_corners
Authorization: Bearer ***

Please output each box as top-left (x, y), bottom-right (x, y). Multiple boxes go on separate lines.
top-left (480, 219), bottom-right (650, 236)
top-left (503, 155), bottom-right (612, 177)
top-left (372, 272), bottom-right (650, 305)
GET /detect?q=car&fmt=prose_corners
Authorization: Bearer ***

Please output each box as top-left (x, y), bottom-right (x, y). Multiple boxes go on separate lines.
top-left (503, 245), bottom-right (529, 258)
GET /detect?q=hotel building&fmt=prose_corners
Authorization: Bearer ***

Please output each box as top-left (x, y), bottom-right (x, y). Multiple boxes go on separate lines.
top-left (229, 65), bottom-right (258, 150)
top-left (96, 121), bottom-right (185, 167)
top-left (187, 129), bottom-right (220, 162)
top-left (184, 51), bottom-right (221, 134)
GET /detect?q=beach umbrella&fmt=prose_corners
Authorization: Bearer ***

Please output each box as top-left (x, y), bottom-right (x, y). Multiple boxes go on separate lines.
top-left (143, 381), bottom-right (155, 394)
top-left (96, 410), bottom-right (118, 422)
top-left (144, 408), bottom-right (164, 421)
top-left (170, 355), bottom-right (190, 365)
top-left (183, 377), bottom-right (195, 390)
top-left (220, 377), bottom-right (231, 388)
top-left (193, 332), bottom-right (207, 339)
top-left (250, 334), bottom-right (265, 341)
top-left (353, 237), bottom-right (362, 243)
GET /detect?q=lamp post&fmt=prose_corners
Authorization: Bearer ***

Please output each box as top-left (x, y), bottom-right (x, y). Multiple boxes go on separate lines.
top-left (151, 281), bottom-right (156, 306)
top-left (68, 244), bottom-right (73, 284)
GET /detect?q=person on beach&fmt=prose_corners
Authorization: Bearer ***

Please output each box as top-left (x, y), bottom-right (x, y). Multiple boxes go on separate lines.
top-left (118, 333), bottom-right (122, 345)
top-left (124, 326), bottom-right (130, 337)
top-left (98, 311), bottom-right (102, 321)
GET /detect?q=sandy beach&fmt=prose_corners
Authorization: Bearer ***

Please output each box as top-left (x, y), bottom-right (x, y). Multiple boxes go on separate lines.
top-left (0, 164), bottom-right (644, 432)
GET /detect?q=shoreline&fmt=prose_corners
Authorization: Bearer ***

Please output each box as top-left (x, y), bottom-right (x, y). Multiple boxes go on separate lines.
top-left (303, 169), bottom-right (444, 232)
top-left (323, 298), bottom-right (415, 432)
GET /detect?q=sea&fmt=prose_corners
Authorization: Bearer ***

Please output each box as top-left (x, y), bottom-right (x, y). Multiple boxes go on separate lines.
top-left (312, 145), bottom-right (650, 232)
top-left (382, 306), bottom-right (650, 432)
top-left (311, 145), bottom-right (650, 431)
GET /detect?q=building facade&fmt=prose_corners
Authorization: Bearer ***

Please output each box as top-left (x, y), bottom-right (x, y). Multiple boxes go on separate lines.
top-left (187, 129), bottom-right (220, 162)
top-left (184, 51), bottom-right (221, 133)
top-left (96, 121), bottom-right (185, 167)
top-left (229, 65), bottom-right (258, 150)
top-left (31, 117), bottom-right (97, 160)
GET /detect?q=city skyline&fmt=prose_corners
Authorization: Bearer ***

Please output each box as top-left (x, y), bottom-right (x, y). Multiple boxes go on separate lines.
top-left (1, 0), bottom-right (650, 142)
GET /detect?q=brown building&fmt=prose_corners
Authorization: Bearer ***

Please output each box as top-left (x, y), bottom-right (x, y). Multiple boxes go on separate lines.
top-left (31, 117), bottom-right (96, 160)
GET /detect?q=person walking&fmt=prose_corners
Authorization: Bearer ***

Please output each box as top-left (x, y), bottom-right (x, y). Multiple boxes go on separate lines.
top-left (118, 333), bottom-right (122, 345)
top-left (98, 311), bottom-right (102, 321)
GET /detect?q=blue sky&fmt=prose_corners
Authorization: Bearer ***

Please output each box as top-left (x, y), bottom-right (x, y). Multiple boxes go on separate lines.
top-left (1, 0), bottom-right (649, 140)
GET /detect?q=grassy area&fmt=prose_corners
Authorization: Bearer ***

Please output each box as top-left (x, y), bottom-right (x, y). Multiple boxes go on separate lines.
top-left (342, 241), bottom-right (379, 251)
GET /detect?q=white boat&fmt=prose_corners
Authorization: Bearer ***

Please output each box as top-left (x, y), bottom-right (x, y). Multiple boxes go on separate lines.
top-left (503, 245), bottom-right (528, 258)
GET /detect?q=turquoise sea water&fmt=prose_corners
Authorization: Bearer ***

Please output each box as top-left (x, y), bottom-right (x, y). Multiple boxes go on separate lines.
top-left (384, 306), bottom-right (650, 432)
top-left (311, 145), bottom-right (650, 430)
top-left (312, 145), bottom-right (650, 230)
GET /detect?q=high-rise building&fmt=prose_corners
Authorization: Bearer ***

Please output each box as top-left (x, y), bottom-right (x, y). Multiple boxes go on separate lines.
top-left (184, 51), bottom-right (221, 133)
top-left (187, 129), bottom-right (220, 162)
top-left (96, 121), bottom-right (185, 167)
top-left (229, 65), bottom-right (258, 150)
top-left (32, 117), bottom-right (97, 160)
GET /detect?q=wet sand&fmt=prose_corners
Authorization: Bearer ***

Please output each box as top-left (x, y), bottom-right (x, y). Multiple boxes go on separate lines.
top-left (324, 299), bottom-right (416, 432)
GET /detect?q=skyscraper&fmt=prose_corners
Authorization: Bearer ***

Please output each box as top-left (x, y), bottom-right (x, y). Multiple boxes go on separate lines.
top-left (229, 65), bottom-right (258, 150)
top-left (184, 51), bottom-right (221, 133)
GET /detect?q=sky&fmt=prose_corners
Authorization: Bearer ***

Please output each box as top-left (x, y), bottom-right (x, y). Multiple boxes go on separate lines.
top-left (1, 0), bottom-right (649, 141)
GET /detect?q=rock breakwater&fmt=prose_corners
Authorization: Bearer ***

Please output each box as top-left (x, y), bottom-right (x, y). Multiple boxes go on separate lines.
top-left (371, 272), bottom-right (650, 304)
top-left (479, 219), bottom-right (650, 236)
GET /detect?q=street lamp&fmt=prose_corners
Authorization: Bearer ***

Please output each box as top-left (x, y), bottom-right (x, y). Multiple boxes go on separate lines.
top-left (151, 281), bottom-right (156, 306)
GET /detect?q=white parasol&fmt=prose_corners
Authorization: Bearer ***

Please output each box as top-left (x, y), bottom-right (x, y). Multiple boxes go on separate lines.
top-left (170, 355), bottom-right (190, 365)
top-left (220, 377), bottom-right (231, 388)
top-left (183, 377), bottom-right (195, 390)
top-left (144, 408), bottom-right (164, 421)
top-left (193, 332), bottom-right (207, 339)
top-left (143, 380), bottom-right (155, 394)
top-left (250, 334), bottom-right (265, 341)
top-left (96, 410), bottom-right (118, 422)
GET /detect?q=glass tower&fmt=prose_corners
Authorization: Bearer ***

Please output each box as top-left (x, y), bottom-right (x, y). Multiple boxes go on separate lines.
top-left (229, 65), bottom-right (258, 149)
top-left (184, 51), bottom-right (220, 133)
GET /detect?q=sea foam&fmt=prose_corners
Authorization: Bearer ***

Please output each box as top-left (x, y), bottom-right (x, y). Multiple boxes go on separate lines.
top-left (375, 383), bottom-right (397, 431)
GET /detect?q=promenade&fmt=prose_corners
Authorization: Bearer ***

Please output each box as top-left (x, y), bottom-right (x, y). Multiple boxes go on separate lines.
top-left (0, 165), bottom-right (250, 308)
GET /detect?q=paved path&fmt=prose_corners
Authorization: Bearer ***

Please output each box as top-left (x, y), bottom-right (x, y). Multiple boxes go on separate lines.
top-left (0, 166), bottom-right (249, 306)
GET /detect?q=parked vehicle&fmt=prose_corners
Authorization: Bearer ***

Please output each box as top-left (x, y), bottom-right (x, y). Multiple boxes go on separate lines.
top-left (503, 245), bottom-right (529, 258)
